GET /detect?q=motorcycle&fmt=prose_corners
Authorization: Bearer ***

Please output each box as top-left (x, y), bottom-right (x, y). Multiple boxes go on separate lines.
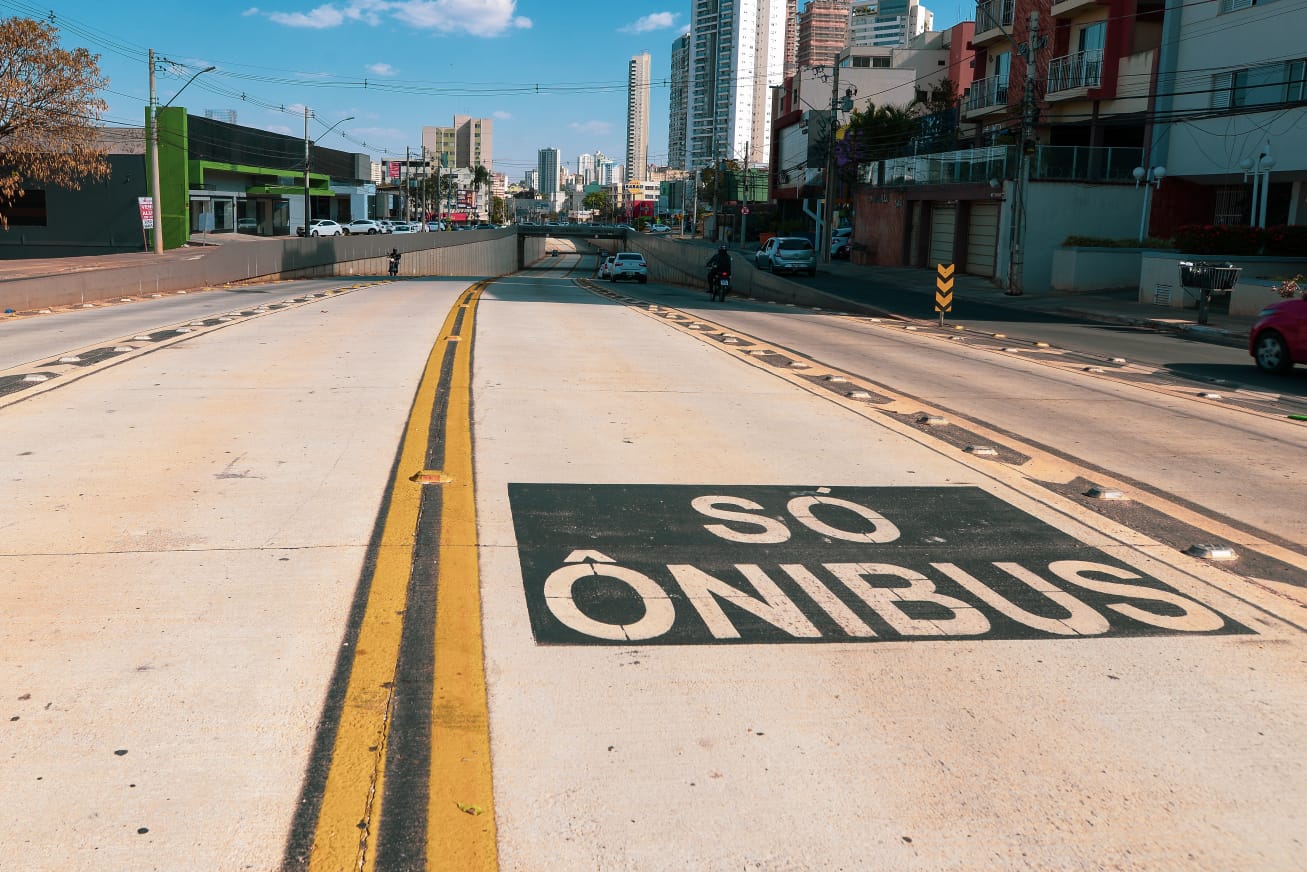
top-left (388, 254), bottom-right (400, 277)
top-left (708, 269), bottom-right (730, 302)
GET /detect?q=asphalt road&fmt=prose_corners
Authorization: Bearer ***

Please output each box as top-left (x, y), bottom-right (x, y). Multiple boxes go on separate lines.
top-left (2, 253), bottom-right (1304, 871)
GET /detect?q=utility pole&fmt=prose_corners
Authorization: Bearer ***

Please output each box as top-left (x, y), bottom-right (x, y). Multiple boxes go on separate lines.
top-left (741, 140), bottom-right (750, 245)
top-left (148, 49), bottom-right (162, 254)
top-left (303, 107), bottom-right (312, 233)
top-left (820, 52), bottom-right (842, 265)
top-left (712, 142), bottom-right (723, 244)
top-left (1008, 10), bottom-right (1043, 296)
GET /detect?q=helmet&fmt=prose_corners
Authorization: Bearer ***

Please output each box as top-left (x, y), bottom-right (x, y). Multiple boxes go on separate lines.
top-left (719, 244), bottom-right (728, 251)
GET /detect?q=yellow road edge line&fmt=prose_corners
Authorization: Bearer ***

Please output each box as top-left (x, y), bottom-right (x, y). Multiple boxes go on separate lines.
top-left (308, 284), bottom-right (480, 872)
top-left (427, 282), bottom-right (499, 869)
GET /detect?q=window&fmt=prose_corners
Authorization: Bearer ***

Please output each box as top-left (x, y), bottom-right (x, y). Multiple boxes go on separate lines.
top-left (1215, 58), bottom-right (1307, 108)
top-left (1, 189), bottom-right (47, 226)
top-left (852, 56), bottom-right (870, 67)
top-left (1078, 21), bottom-right (1106, 53)
top-left (873, 56), bottom-right (891, 68)
top-left (1220, 0), bottom-right (1278, 11)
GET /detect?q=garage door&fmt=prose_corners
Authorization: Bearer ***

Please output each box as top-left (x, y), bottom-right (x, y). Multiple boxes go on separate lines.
top-left (966, 201), bottom-right (1000, 278)
top-left (928, 203), bottom-right (956, 268)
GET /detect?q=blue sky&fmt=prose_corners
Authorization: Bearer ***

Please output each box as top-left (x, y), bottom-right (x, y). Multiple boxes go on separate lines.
top-left (11, 0), bottom-right (967, 182)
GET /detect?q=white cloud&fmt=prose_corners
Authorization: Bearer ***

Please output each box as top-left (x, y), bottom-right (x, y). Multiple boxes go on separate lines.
top-left (493, 110), bottom-right (512, 120)
top-left (268, 4), bottom-right (346, 28)
top-left (366, 62), bottom-right (396, 75)
top-left (263, 0), bottom-right (530, 34)
top-left (264, 124), bottom-right (294, 135)
top-left (569, 120), bottom-right (611, 135)
top-left (242, 7), bottom-right (260, 16)
top-left (619, 12), bottom-right (678, 34)
top-left (392, 0), bottom-right (531, 36)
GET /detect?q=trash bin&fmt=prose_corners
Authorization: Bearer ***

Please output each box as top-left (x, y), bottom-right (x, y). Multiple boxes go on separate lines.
top-left (1178, 260), bottom-right (1242, 325)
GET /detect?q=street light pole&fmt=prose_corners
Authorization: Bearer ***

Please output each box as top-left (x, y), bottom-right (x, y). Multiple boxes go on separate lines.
top-left (302, 112), bottom-right (355, 233)
top-left (820, 52), bottom-right (842, 265)
top-left (147, 54), bottom-right (215, 254)
top-left (1132, 165), bottom-right (1166, 241)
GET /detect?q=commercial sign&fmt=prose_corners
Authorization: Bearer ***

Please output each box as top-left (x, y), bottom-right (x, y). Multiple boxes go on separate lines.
top-left (509, 484), bottom-right (1249, 646)
top-left (388, 161), bottom-right (400, 181)
top-left (137, 197), bottom-right (155, 230)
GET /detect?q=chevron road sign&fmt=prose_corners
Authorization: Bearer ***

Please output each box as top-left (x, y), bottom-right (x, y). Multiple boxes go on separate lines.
top-left (935, 263), bottom-right (954, 325)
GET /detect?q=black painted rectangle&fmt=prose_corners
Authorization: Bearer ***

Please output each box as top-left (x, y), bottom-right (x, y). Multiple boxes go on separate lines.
top-left (509, 484), bottom-right (1252, 645)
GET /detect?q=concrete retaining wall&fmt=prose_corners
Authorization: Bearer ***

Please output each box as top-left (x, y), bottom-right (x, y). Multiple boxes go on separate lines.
top-left (1139, 251), bottom-right (1307, 315)
top-left (0, 230), bottom-right (544, 312)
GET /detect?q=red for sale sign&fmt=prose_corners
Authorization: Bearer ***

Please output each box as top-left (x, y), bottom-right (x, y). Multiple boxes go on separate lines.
top-left (137, 197), bottom-right (155, 229)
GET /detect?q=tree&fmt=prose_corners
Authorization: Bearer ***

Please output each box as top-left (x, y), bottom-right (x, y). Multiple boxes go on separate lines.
top-left (472, 164), bottom-right (491, 220)
top-left (0, 18), bottom-right (110, 228)
top-left (490, 196), bottom-right (507, 224)
top-left (583, 189), bottom-right (611, 220)
top-left (696, 160), bottom-right (742, 205)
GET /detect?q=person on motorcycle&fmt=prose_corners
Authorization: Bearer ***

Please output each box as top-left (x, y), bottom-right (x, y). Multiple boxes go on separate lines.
top-left (706, 244), bottom-right (731, 287)
top-left (388, 248), bottom-right (401, 276)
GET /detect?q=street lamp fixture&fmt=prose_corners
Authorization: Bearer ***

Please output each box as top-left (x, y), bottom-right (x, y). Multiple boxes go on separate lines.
top-left (1132, 165), bottom-right (1165, 242)
top-left (1240, 142), bottom-right (1275, 228)
top-left (148, 55), bottom-right (217, 254)
top-left (303, 113), bottom-right (355, 234)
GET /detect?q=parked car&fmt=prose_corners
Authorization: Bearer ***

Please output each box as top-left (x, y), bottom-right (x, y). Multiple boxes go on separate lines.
top-left (756, 236), bottom-right (817, 276)
top-left (649, 223), bottom-right (672, 233)
top-left (599, 256), bottom-right (615, 279)
top-left (343, 218), bottom-right (384, 235)
top-left (1250, 296), bottom-right (1307, 373)
top-left (610, 252), bottom-right (649, 283)
top-left (301, 219), bottom-right (344, 237)
top-left (237, 218), bottom-right (259, 234)
top-left (390, 222), bottom-right (418, 233)
top-left (426, 220), bottom-right (445, 231)
top-left (831, 226), bottom-right (853, 259)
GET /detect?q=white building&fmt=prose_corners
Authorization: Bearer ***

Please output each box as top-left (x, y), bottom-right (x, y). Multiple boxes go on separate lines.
top-left (577, 153), bottom-right (595, 185)
top-left (850, 0), bottom-right (932, 49)
top-left (686, 0), bottom-right (789, 170)
top-left (538, 148), bottom-right (561, 197)
top-left (627, 52), bottom-right (651, 182)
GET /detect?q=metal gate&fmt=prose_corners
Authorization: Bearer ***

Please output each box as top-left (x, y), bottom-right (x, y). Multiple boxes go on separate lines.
top-left (965, 201), bottom-right (1000, 277)
top-left (929, 202), bottom-right (956, 267)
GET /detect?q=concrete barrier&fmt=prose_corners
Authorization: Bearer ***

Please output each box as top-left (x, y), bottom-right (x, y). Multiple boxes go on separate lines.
top-left (0, 230), bottom-right (547, 312)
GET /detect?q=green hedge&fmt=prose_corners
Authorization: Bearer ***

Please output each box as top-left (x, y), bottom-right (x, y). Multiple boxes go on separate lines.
top-left (1172, 224), bottom-right (1307, 256)
top-left (1061, 235), bottom-right (1173, 249)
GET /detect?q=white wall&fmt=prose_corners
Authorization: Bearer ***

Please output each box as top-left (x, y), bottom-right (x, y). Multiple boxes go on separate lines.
top-left (1019, 183), bottom-right (1146, 292)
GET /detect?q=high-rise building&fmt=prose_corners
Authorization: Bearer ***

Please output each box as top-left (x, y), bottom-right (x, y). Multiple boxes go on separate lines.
top-left (204, 109), bottom-right (237, 124)
top-left (668, 33), bottom-right (690, 171)
top-left (783, 0), bottom-right (800, 80)
top-left (850, 0), bottom-right (932, 48)
top-left (626, 52), bottom-right (651, 183)
top-left (422, 116), bottom-right (493, 171)
top-left (577, 153), bottom-right (595, 185)
top-left (525, 168), bottom-right (539, 191)
top-left (686, 0), bottom-right (788, 170)
top-left (797, 0), bottom-right (852, 69)
top-left (538, 148), bottom-right (561, 197)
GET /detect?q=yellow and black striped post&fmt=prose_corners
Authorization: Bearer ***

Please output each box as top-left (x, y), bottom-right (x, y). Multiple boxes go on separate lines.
top-left (935, 263), bottom-right (954, 326)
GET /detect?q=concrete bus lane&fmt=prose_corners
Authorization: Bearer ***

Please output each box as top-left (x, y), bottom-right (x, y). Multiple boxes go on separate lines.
top-left (472, 273), bottom-right (1306, 870)
top-left (0, 277), bottom-right (471, 871)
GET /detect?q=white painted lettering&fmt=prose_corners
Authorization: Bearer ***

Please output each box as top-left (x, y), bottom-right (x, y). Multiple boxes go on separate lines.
top-left (691, 496), bottom-right (791, 544)
top-left (1048, 561), bottom-right (1227, 632)
top-left (668, 564), bottom-right (821, 639)
top-left (825, 563), bottom-right (991, 636)
top-left (787, 496), bottom-right (901, 543)
top-left (780, 564), bottom-right (877, 637)
top-left (932, 562), bottom-right (1111, 636)
top-left (543, 563), bottom-right (675, 641)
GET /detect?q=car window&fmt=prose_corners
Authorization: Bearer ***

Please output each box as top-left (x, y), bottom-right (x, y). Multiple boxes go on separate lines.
top-left (615, 254), bottom-right (644, 262)
top-left (779, 239), bottom-right (813, 251)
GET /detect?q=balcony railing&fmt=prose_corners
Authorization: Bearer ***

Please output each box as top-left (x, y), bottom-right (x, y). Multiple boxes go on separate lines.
top-left (976, 0), bottom-right (1015, 32)
top-left (965, 75), bottom-right (1010, 113)
top-left (861, 146), bottom-right (1015, 187)
top-left (1030, 145), bottom-right (1142, 182)
top-left (1047, 49), bottom-right (1104, 94)
top-left (860, 144), bottom-right (1144, 187)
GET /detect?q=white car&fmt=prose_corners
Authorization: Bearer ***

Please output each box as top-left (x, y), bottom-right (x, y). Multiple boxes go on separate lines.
top-left (609, 252), bottom-right (648, 283)
top-left (303, 219), bottom-right (344, 237)
top-left (649, 223), bottom-right (672, 233)
top-left (344, 218), bottom-right (384, 235)
top-left (598, 256), bottom-right (615, 279)
top-left (390, 222), bottom-right (418, 233)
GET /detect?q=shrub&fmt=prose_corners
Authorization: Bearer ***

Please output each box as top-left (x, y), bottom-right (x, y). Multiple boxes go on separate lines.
top-left (1263, 224), bottom-right (1307, 257)
top-left (1172, 224), bottom-right (1263, 256)
top-left (1060, 235), bottom-right (1173, 249)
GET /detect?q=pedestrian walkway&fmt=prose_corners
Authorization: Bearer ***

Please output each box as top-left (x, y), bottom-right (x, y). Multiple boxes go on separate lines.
top-left (820, 258), bottom-right (1255, 349)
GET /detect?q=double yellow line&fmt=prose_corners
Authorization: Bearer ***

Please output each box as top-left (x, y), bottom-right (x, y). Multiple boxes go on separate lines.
top-left (307, 282), bottom-right (497, 872)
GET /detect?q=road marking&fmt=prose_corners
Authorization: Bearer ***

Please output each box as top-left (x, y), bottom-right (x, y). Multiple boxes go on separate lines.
top-left (305, 282), bottom-right (496, 872)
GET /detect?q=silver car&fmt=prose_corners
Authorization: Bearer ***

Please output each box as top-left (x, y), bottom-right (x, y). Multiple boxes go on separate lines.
top-left (756, 236), bottom-right (817, 276)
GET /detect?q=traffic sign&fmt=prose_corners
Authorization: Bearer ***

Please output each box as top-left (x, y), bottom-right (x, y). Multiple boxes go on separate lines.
top-left (935, 263), bottom-right (954, 324)
top-left (509, 484), bottom-right (1248, 646)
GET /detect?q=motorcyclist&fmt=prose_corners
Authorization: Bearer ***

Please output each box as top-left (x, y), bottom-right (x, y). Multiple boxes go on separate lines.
top-left (388, 248), bottom-right (400, 276)
top-left (705, 244), bottom-right (731, 288)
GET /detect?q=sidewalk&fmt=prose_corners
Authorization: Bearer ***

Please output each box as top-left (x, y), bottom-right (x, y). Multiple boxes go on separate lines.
top-left (821, 259), bottom-right (1255, 349)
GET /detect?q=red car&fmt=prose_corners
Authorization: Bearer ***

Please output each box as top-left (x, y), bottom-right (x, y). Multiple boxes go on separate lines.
top-left (1250, 297), bottom-right (1307, 373)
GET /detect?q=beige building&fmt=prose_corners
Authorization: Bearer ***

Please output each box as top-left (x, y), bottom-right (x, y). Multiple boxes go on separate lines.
top-left (422, 116), bottom-right (493, 171)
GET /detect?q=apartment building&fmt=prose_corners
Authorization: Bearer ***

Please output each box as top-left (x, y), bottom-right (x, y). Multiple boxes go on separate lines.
top-left (669, 32), bottom-right (691, 171)
top-left (796, 0), bottom-right (852, 70)
top-left (627, 53), bottom-right (652, 182)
